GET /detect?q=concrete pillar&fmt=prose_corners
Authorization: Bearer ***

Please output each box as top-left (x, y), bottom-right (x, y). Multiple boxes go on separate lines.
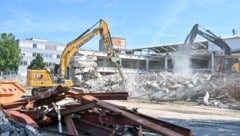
top-left (146, 59), bottom-right (149, 71)
top-left (211, 52), bottom-right (215, 74)
top-left (103, 59), bottom-right (110, 67)
top-left (136, 60), bottom-right (140, 69)
top-left (103, 59), bottom-right (106, 66)
top-left (165, 56), bottom-right (168, 71)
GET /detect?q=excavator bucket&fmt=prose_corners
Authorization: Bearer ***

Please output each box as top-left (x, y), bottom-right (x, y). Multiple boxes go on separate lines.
top-left (0, 81), bottom-right (26, 104)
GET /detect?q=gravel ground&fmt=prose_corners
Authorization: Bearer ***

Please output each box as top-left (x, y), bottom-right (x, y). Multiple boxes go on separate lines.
top-left (161, 118), bottom-right (240, 136)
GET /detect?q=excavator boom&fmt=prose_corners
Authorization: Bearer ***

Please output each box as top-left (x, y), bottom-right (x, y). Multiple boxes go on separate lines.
top-left (60, 28), bottom-right (101, 77)
top-left (60, 20), bottom-right (104, 78)
top-left (185, 24), bottom-right (231, 55)
top-left (185, 24), bottom-right (240, 73)
top-left (60, 19), bottom-right (125, 80)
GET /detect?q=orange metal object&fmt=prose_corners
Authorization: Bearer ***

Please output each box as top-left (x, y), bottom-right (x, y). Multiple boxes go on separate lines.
top-left (0, 81), bottom-right (26, 104)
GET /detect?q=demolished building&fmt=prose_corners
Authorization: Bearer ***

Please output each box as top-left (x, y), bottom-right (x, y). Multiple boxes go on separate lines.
top-left (75, 35), bottom-right (240, 76)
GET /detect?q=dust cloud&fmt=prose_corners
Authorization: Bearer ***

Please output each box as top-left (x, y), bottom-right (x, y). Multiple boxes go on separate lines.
top-left (172, 45), bottom-right (193, 75)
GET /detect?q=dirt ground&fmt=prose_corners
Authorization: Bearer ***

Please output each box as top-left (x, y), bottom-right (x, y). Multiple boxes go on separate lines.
top-left (107, 99), bottom-right (240, 136)
top-left (107, 99), bottom-right (240, 120)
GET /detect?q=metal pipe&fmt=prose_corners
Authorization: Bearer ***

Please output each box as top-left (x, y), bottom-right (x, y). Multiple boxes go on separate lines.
top-left (64, 115), bottom-right (79, 136)
top-left (57, 105), bottom-right (62, 133)
top-left (211, 52), bottom-right (215, 73)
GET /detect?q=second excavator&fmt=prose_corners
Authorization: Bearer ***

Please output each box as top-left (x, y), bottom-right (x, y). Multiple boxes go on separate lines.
top-left (184, 23), bottom-right (240, 73)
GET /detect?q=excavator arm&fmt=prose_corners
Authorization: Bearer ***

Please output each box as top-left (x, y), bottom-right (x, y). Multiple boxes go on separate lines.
top-left (184, 24), bottom-right (240, 73)
top-left (60, 27), bottom-right (101, 78)
top-left (60, 19), bottom-right (126, 80)
top-left (184, 24), bottom-right (231, 55)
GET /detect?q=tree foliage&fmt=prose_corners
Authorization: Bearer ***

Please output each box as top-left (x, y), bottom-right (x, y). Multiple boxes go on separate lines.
top-left (28, 54), bottom-right (46, 69)
top-left (0, 33), bottom-right (20, 73)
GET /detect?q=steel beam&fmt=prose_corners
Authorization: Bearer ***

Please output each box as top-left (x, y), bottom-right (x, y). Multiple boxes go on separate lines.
top-left (47, 102), bottom-right (96, 117)
top-left (67, 90), bottom-right (129, 100)
top-left (73, 119), bottom-right (117, 136)
top-left (64, 115), bottom-right (79, 136)
top-left (17, 85), bottom-right (69, 103)
top-left (80, 112), bottom-right (137, 126)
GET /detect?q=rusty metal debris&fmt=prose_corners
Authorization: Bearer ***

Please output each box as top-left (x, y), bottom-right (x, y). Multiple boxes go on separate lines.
top-left (0, 85), bottom-right (192, 136)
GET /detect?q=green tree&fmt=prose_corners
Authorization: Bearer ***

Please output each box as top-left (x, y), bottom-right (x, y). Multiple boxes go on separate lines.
top-left (28, 54), bottom-right (45, 69)
top-left (0, 33), bottom-right (20, 73)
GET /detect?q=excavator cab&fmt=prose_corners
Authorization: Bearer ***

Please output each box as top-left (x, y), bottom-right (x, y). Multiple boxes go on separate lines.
top-left (53, 64), bottom-right (73, 81)
top-left (223, 56), bottom-right (240, 73)
top-left (232, 62), bottom-right (240, 73)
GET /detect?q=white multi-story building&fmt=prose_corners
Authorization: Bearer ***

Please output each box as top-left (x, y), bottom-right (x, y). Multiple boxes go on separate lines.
top-left (17, 38), bottom-right (65, 76)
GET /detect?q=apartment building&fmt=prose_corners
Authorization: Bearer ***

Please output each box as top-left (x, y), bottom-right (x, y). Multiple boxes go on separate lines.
top-left (17, 38), bottom-right (65, 76)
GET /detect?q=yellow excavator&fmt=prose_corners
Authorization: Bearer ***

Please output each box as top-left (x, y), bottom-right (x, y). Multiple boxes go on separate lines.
top-left (27, 19), bottom-right (126, 95)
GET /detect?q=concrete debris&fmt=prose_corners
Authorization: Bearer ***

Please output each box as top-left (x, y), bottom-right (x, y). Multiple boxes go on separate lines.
top-left (71, 61), bottom-right (98, 68)
top-left (134, 72), bottom-right (240, 107)
top-left (73, 69), bottom-right (240, 109)
top-left (0, 110), bottom-right (42, 136)
top-left (202, 91), bottom-right (210, 105)
top-left (124, 72), bottom-right (211, 100)
top-left (71, 53), bottom-right (100, 86)
top-left (80, 74), bottom-right (125, 93)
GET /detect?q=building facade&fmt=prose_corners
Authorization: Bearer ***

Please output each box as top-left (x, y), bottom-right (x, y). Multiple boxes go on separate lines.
top-left (17, 38), bottom-right (65, 76)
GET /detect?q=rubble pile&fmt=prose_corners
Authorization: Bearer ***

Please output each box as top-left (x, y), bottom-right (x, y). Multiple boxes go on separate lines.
top-left (77, 72), bottom-right (212, 100)
top-left (211, 74), bottom-right (240, 104)
top-left (128, 72), bottom-right (240, 105)
top-left (74, 74), bottom-right (125, 92)
top-left (77, 71), bottom-right (240, 107)
top-left (126, 72), bottom-right (212, 100)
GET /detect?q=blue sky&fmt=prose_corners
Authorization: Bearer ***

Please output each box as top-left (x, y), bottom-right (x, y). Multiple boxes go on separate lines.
top-left (0, 0), bottom-right (239, 50)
